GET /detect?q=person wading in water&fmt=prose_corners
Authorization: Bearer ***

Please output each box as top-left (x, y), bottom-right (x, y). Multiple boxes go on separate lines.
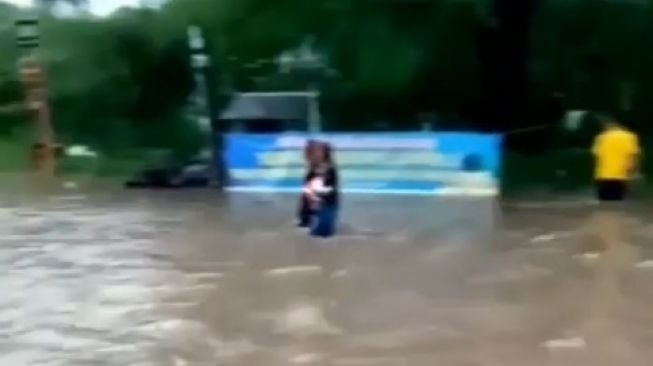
top-left (297, 140), bottom-right (319, 228)
top-left (592, 119), bottom-right (641, 202)
top-left (303, 142), bottom-right (340, 238)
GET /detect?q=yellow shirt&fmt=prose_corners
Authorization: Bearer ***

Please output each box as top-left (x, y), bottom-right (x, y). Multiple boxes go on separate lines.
top-left (592, 127), bottom-right (640, 180)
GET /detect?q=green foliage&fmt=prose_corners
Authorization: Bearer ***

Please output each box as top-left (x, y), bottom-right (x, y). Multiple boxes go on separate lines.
top-left (531, 0), bottom-right (653, 130)
top-left (167, 0), bottom-right (485, 128)
top-left (3, 0), bottom-right (653, 158)
top-left (0, 2), bottom-right (195, 154)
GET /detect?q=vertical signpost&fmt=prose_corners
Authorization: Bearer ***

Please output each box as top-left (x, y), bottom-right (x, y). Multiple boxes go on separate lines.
top-left (15, 16), bottom-right (57, 179)
top-left (187, 25), bottom-right (224, 191)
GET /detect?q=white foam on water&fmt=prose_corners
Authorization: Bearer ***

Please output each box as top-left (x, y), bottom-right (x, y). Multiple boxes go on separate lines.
top-left (17, 328), bottom-right (109, 351)
top-left (184, 272), bottom-right (225, 282)
top-left (75, 303), bottom-right (155, 329)
top-left (330, 269), bottom-right (349, 279)
top-left (96, 343), bottom-right (147, 353)
top-left (139, 318), bottom-right (211, 336)
top-left (0, 306), bottom-right (24, 326)
top-left (174, 357), bottom-right (189, 366)
top-left (184, 260), bottom-right (246, 271)
top-left (0, 201), bottom-right (201, 365)
top-left (163, 283), bottom-right (219, 298)
top-left (54, 245), bottom-right (116, 267)
top-left (531, 231), bottom-right (572, 244)
top-left (290, 353), bottom-right (325, 364)
top-left (635, 260), bottom-right (653, 269)
top-left (99, 284), bottom-right (158, 303)
top-left (531, 234), bottom-right (558, 243)
top-left (576, 252), bottom-right (601, 261)
top-left (0, 350), bottom-right (44, 366)
top-left (275, 303), bottom-right (343, 337)
top-left (333, 356), bottom-right (407, 366)
top-left (264, 266), bottom-right (324, 277)
top-left (542, 337), bottom-right (586, 350)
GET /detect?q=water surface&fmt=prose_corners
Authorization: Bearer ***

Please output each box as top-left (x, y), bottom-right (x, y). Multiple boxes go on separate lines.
top-left (1, 180), bottom-right (652, 365)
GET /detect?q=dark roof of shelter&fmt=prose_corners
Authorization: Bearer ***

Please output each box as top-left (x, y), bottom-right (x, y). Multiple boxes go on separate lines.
top-left (220, 93), bottom-right (310, 120)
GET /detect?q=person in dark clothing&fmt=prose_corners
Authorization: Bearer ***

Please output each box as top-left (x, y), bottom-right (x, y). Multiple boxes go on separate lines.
top-left (304, 142), bottom-right (340, 238)
top-left (297, 140), bottom-right (319, 227)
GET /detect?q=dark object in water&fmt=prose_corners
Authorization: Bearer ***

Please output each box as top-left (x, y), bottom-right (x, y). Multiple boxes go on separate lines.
top-left (125, 157), bottom-right (211, 189)
top-left (297, 196), bottom-right (315, 228)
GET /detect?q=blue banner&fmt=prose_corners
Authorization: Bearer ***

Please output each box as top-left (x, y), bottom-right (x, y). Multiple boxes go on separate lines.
top-left (224, 132), bottom-right (502, 196)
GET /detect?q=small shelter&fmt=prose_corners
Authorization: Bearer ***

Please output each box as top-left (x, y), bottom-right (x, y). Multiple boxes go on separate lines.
top-left (218, 91), bottom-right (320, 133)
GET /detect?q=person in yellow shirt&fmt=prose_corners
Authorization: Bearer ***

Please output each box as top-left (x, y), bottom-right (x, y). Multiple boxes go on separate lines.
top-left (592, 120), bottom-right (641, 201)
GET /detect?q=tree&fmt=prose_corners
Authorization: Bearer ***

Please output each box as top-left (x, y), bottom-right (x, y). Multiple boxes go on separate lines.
top-left (35, 0), bottom-right (88, 9)
top-left (161, 0), bottom-right (486, 128)
top-left (5, 0), bottom-right (653, 151)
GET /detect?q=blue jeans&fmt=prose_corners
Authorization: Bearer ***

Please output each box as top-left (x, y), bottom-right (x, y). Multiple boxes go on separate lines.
top-left (310, 205), bottom-right (338, 238)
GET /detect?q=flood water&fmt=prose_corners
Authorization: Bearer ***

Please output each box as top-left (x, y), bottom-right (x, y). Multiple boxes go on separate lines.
top-left (2, 180), bottom-right (653, 365)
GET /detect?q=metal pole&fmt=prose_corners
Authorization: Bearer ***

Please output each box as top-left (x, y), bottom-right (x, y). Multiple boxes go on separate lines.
top-left (188, 25), bottom-right (224, 191)
top-left (307, 88), bottom-right (321, 133)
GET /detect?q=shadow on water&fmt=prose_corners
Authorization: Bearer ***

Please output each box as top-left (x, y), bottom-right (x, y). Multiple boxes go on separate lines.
top-left (1, 178), bottom-right (653, 365)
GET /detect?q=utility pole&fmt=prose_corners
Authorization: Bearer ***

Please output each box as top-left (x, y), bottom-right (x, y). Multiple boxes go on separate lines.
top-left (187, 25), bottom-right (223, 190)
top-left (16, 15), bottom-right (58, 179)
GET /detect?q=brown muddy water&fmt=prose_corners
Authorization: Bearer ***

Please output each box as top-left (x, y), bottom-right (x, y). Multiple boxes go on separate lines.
top-left (2, 180), bottom-right (653, 366)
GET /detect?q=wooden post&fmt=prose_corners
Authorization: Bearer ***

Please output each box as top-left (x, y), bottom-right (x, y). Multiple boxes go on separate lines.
top-left (19, 57), bottom-right (57, 178)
